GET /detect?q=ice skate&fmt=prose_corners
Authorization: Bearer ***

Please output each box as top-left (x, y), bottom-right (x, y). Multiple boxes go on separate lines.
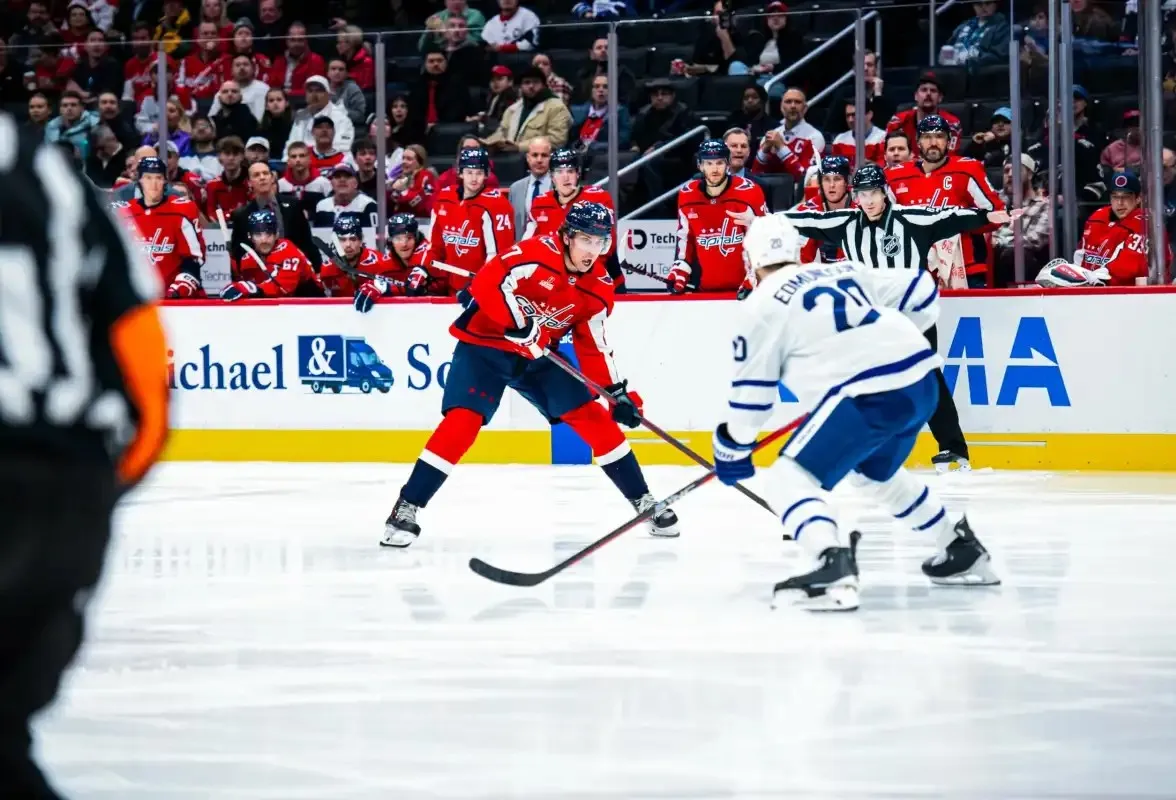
top-left (380, 496), bottom-right (422, 548)
top-left (773, 531), bottom-right (861, 612)
top-left (922, 515), bottom-right (1000, 585)
top-left (632, 493), bottom-right (680, 538)
top-left (932, 449), bottom-right (971, 473)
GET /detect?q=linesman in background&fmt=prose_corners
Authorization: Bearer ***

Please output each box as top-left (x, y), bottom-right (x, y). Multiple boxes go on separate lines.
top-left (774, 164), bottom-right (1020, 472)
top-left (0, 115), bottom-right (170, 796)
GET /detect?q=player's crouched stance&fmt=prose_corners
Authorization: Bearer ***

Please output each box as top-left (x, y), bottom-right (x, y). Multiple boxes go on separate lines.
top-left (382, 202), bottom-right (680, 547)
top-left (221, 209), bottom-right (323, 301)
top-left (712, 214), bottom-right (999, 612)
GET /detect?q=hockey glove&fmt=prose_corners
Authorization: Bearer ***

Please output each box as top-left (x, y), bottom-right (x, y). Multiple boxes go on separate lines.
top-left (221, 280), bottom-right (260, 302)
top-left (712, 423), bottom-right (756, 485)
top-left (166, 272), bottom-right (202, 299)
top-left (504, 317), bottom-right (546, 359)
top-left (1035, 258), bottom-right (1110, 288)
top-left (407, 266), bottom-right (430, 296)
top-left (455, 287), bottom-right (475, 309)
top-left (353, 279), bottom-right (389, 313)
top-left (604, 380), bottom-right (644, 428)
top-left (667, 260), bottom-right (692, 294)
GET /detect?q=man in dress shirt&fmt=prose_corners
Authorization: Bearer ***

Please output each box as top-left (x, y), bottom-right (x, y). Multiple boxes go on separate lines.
top-left (508, 135), bottom-right (552, 238)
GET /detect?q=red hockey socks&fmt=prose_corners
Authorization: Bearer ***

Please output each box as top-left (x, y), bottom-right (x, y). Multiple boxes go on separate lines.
top-left (562, 402), bottom-right (650, 500)
top-left (400, 407), bottom-right (483, 507)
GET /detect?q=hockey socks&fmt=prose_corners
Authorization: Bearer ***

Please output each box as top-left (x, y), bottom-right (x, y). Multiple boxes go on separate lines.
top-left (400, 408), bottom-right (483, 507)
top-left (851, 468), bottom-right (951, 543)
top-left (769, 457), bottom-right (842, 555)
top-left (562, 402), bottom-right (650, 500)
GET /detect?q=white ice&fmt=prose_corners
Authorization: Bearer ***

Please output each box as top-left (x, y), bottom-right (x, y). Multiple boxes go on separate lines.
top-left (34, 462), bottom-right (1176, 799)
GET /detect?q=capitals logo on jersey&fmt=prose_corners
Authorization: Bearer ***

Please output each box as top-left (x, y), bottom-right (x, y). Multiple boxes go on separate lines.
top-left (136, 227), bottom-right (177, 263)
top-left (695, 218), bottom-right (745, 257)
top-left (442, 220), bottom-right (482, 257)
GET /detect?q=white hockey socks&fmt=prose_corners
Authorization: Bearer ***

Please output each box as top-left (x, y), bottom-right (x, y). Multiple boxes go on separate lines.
top-left (851, 468), bottom-right (953, 547)
top-left (765, 457), bottom-right (842, 558)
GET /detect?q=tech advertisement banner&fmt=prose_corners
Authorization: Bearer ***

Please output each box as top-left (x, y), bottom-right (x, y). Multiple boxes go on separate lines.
top-left (161, 292), bottom-right (1176, 469)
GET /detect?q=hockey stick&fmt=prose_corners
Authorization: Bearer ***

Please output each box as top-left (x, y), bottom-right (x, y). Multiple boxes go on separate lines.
top-left (619, 260), bottom-right (678, 288)
top-left (542, 349), bottom-right (776, 514)
top-left (310, 235), bottom-right (407, 290)
top-left (467, 418), bottom-right (801, 587)
top-left (215, 208), bottom-right (236, 279)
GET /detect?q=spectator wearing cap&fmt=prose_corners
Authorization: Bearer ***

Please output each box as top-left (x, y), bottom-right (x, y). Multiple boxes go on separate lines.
top-left (939, 0), bottom-right (1009, 67)
top-left (232, 159), bottom-right (321, 269)
top-left (210, 80), bottom-right (259, 142)
top-left (745, 2), bottom-right (808, 86)
top-left (885, 71), bottom-right (963, 155)
top-left (307, 116), bottom-right (358, 174)
top-left (1101, 109), bottom-right (1143, 171)
top-left (573, 37), bottom-right (636, 107)
top-left (327, 56), bottom-right (367, 129)
top-left (204, 135), bottom-right (250, 219)
top-left (267, 22), bottom-right (326, 99)
top-left (154, 0), bottom-right (195, 57)
top-left (61, 1), bottom-right (96, 52)
top-left (409, 46), bottom-right (472, 129)
top-left (468, 66), bottom-right (518, 137)
top-left (483, 0), bottom-right (541, 53)
top-left (484, 66), bottom-right (571, 151)
top-left (1074, 170), bottom-right (1170, 284)
top-left (286, 74), bottom-right (355, 155)
top-left (45, 90), bottom-right (99, 159)
top-left (336, 25), bottom-right (375, 91)
top-left (420, 0), bottom-right (487, 49)
top-left (965, 106), bottom-right (1014, 168)
top-left (570, 73), bottom-right (631, 155)
top-left (1026, 85), bottom-right (1105, 204)
top-left (211, 54), bottom-right (270, 120)
top-left (245, 135), bottom-right (271, 165)
top-left (230, 19), bottom-right (272, 75)
top-left (312, 161), bottom-right (379, 228)
top-left (992, 153), bottom-right (1050, 286)
top-left (678, 0), bottom-right (751, 77)
top-left (630, 79), bottom-right (702, 204)
top-left (1070, 84), bottom-right (1106, 149)
top-left (441, 16), bottom-right (488, 88)
top-left (164, 139), bottom-right (206, 209)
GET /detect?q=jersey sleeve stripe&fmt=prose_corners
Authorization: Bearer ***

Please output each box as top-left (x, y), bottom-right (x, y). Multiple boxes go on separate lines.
top-left (732, 379), bottom-right (779, 387)
top-left (729, 400), bottom-right (774, 411)
top-left (909, 282), bottom-right (939, 313)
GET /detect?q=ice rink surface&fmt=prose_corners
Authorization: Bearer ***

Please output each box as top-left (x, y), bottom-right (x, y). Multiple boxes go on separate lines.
top-left (33, 462), bottom-right (1176, 799)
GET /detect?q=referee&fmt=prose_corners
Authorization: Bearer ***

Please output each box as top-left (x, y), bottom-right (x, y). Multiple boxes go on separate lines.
top-left (780, 164), bottom-right (1016, 471)
top-left (0, 115), bottom-right (169, 795)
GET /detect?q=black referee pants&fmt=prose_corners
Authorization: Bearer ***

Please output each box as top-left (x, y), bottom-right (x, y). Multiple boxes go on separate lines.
top-left (924, 325), bottom-right (969, 459)
top-left (0, 456), bottom-right (117, 798)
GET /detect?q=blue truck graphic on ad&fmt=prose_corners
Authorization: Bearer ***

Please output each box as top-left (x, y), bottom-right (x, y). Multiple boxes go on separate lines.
top-left (298, 335), bottom-right (393, 394)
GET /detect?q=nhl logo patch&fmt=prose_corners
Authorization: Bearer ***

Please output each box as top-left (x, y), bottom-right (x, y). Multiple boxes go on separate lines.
top-left (881, 234), bottom-right (901, 257)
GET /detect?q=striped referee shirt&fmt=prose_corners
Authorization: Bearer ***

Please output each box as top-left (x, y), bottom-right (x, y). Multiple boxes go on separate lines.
top-left (781, 204), bottom-right (992, 271)
top-left (0, 113), bottom-right (165, 473)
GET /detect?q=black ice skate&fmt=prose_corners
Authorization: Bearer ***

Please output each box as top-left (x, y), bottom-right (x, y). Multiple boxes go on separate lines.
top-left (932, 449), bottom-right (971, 474)
top-left (921, 516), bottom-right (1000, 585)
top-left (772, 531), bottom-right (861, 612)
top-left (381, 496), bottom-right (422, 548)
top-left (632, 493), bottom-right (680, 538)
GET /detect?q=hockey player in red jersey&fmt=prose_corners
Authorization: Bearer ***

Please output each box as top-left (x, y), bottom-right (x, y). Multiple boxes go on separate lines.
top-left (220, 209), bottom-right (324, 301)
top-left (349, 213), bottom-right (437, 311)
top-left (671, 139), bottom-right (769, 293)
top-left (426, 147), bottom-right (515, 295)
top-left (318, 212), bottom-right (400, 299)
top-left (885, 72), bottom-right (963, 155)
top-left (382, 201), bottom-right (681, 548)
top-left (795, 156), bottom-right (854, 264)
top-left (887, 115), bottom-right (1005, 286)
top-left (115, 156), bottom-right (207, 299)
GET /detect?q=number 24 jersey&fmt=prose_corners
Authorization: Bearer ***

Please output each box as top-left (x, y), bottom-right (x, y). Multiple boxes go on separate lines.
top-left (427, 186), bottom-right (516, 294)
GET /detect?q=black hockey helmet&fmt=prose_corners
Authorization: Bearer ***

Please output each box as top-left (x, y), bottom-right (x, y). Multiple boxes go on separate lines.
top-left (387, 212), bottom-right (419, 238)
top-left (851, 163), bottom-right (888, 192)
top-left (819, 155), bottom-right (851, 178)
top-left (916, 114), bottom-right (952, 138)
top-left (550, 147), bottom-right (581, 173)
top-left (696, 138), bottom-right (731, 165)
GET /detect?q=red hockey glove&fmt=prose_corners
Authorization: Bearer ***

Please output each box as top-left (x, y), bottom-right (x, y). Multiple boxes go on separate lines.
top-left (667, 260), bottom-right (691, 294)
top-left (353, 280), bottom-right (385, 313)
top-left (166, 272), bottom-right (202, 299)
top-left (407, 266), bottom-right (429, 296)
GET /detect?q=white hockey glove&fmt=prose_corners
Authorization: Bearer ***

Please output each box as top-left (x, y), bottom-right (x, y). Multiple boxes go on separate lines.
top-left (1035, 258), bottom-right (1110, 288)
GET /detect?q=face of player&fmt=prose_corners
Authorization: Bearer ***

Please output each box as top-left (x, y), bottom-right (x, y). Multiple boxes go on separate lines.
top-left (821, 174), bottom-right (848, 204)
top-left (339, 234), bottom-right (364, 259)
top-left (700, 158), bottom-right (728, 187)
top-left (1110, 191), bottom-right (1140, 219)
top-left (139, 173), bottom-right (166, 204)
top-left (460, 168), bottom-right (486, 197)
top-left (391, 232), bottom-right (416, 258)
top-left (552, 165), bottom-right (578, 196)
top-left (251, 231), bottom-right (276, 254)
top-left (918, 131), bottom-right (948, 164)
top-left (564, 232), bottom-right (607, 272)
top-left (855, 187), bottom-right (887, 219)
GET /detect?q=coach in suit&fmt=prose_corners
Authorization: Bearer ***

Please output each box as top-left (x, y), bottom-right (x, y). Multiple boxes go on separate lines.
top-left (724, 127), bottom-right (775, 211)
top-left (508, 136), bottom-right (553, 238)
top-left (229, 160), bottom-right (322, 268)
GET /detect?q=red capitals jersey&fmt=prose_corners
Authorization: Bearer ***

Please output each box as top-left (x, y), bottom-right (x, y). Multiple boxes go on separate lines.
top-left (794, 196), bottom-right (855, 263)
top-left (390, 169), bottom-right (435, 216)
top-left (452, 236), bottom-right (621, 387)
top-left (675, 176), bottom-right (769, 291)
top-left (1078, 206), bottom-right (1170, 285)
top-left (427, 187), bottom-right (515, 294)
top-left (204, 170), bottom-right (251, 220)
top-left (124, 54), bottom-right (177, 105)
top-left (525, 185), bottom-right (616, 272)
top-left (180, 52), bottom-right (229, 101)
top-left (830, 126), bottom-right (887, 169)
top-left (887, 155), bottom-right (1004, 273)
top-left (751, 121), bottom-right (825, 181)
top-left (238, 239), bottom-right (323, 297)
top-left (116, 195), bottom-right (206, 289)
top-left (886, 108), bottom-right (964, 155)
top-left (320, 243), bottom-right (429, 296)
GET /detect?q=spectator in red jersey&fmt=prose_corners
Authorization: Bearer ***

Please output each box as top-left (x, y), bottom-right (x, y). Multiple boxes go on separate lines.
top-left (336, 25), bottom-right (375, 91)
top-left (724, 83), bottom-right (772, 153)
top-left (436, 135), bottom-right (501, 191)
top-left (267, 21), bottom-right (324, 99)
top-left (257, 88), bottom-right (293, 155)
top-left (886, 72), bottom-right (963, 156)
top-left (181, 21), bottom-right (229, 102)
top-left (964, 106), bottom-right (1013, 168)
top-left (308, 116), bottom-right (357, 173)
top-left (229, 19), bottom-right (271, 77)
top-left (29, 34), bottom-right (76, 95)
top-left (751, 87), bottom-right (824, 181)
top-left (884, 130), bottom-right (913, 167)
top-left (210, 79), bottom-right (258, 142)
top-left (390, 144), bottom-right (437, 216)
top-left (277, 140), bottom-right (332, 212)
top-left (204, 135), bottom-right (251, 220)
top-left (68, 29), bottom-right (121, 103)
top-left (60, 2), bottom-right (96, 55)
top-left (122, 23), bottom-right (160, 106)
top-left (198, 0), bottom-right (234, 50)
top-left (154, 0), bottom-right (195, 58)
top-left (1101, 109), bottom-right (1143, 172)
top-left (829, 98), bottom-right (886, 169)
top-left (408, 46), bottom-right (471, 129)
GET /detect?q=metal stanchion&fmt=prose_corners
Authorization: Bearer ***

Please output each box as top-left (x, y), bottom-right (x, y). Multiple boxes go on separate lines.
top-left (1010, 13), bottom-right (1025, 284)
top-left (606, 23), bottom-right (620, 211)
top-left (1142, 0), bottom-right (1165, 284)
top-left (1058, 1), bottom-right (1078, 256)
top-left (929, 0), bottom-right (937, 67)
top-left (374, 34), bottom-right (388, 250)
top-left (854, 11), bottom-right (866, 170)
top-left (156, 45), bottom-right (169, 152)
top-left (1046, 0), bottom-right (1058, 259)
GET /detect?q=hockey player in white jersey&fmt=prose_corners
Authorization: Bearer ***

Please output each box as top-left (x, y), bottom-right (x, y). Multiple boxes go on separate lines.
top-left (711, 213), bottom-right (1000, 612)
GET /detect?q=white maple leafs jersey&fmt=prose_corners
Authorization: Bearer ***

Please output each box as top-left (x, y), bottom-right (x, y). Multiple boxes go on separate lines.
top-left (726, 260), bottom-right (942, 443)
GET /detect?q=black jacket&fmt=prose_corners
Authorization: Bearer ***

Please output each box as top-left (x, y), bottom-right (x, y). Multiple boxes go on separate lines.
top-left (85, 146), bottom-right (130, 189)
top-left (230, 195), bottom-right (321, 269)
top-left (211, 103), bottom-right (258, 143)
top-left (71, 56), bottom-right (124, 99)
top-left (408, 72), bottom-right (469, 126)
top-left (630, 101), bottom-right (701, 160)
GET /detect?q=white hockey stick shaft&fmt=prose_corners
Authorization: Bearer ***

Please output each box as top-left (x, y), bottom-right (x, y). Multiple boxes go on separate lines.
top-left (431, 260), bottom-right (474, 278)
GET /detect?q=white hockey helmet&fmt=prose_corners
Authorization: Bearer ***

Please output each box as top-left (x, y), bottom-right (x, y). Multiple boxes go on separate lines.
top-left (742, 213), bottom-right (803, 273)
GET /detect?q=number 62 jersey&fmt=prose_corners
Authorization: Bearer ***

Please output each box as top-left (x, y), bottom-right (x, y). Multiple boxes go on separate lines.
top-left (726, 261), bottom-right (943, 441)
top-left (427, 186), bottom-right (516, 294)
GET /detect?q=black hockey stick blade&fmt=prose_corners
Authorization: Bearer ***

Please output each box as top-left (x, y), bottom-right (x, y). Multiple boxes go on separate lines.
top-left (467, 418), bottom-right (801, 587)
top-left (312, 235), bottom-right (406, 288)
